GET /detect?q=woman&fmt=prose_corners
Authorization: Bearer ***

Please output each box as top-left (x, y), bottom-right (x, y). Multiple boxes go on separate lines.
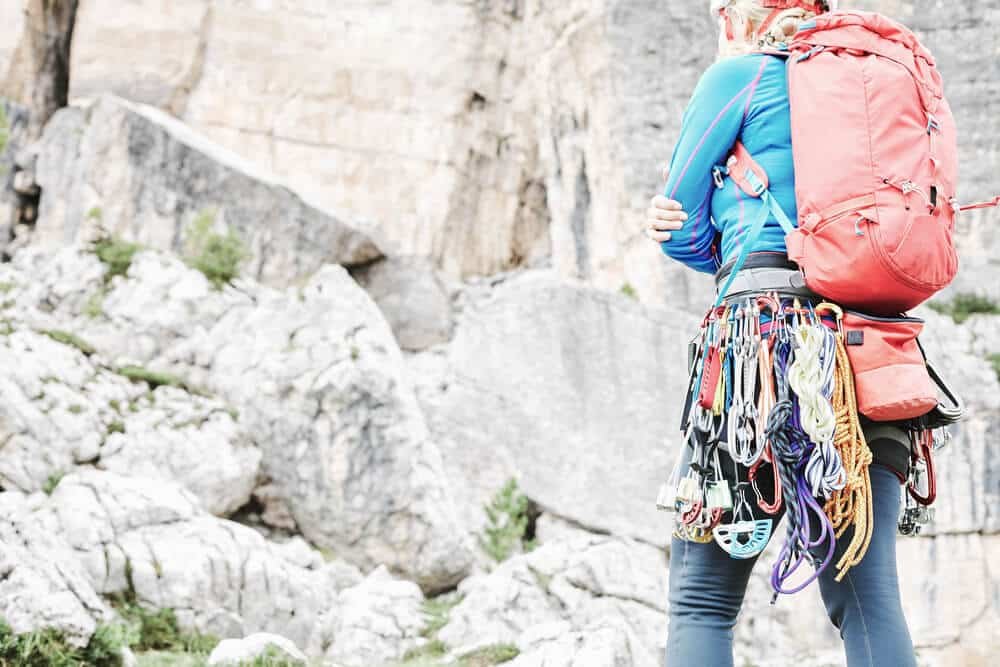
top-left (646, 1), bottom-right (918, 666)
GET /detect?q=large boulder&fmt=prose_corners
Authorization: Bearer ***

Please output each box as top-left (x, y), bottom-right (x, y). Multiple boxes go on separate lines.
top-left (28, 94), bottom-right (383, 287)
top-left (4, 244), bottom-right (473, 593)
top-left (410, 270), bottom-right (698, 547)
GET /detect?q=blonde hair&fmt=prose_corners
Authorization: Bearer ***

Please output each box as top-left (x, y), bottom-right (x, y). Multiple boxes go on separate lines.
top-left (714, 1), bottom-right (821, 58)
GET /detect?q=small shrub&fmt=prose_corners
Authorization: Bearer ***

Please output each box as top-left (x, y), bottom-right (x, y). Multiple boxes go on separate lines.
top-left (184, 209), bottom-right (248, 289)
top-left (68, 404), bottom-right (85, 415)
top-left (620, 282), bottom-right (637, 300)
top-left (42, 471), bottom-right (65, 495)
top-left (108, 421), bottom-right (126, 435)
top-left (40, 329), bottom-right (96, 357)
top-left (479, 478), bottom-right (533, 563)
top-left (87, 206), bottom-right (103, 221)
top-left (92, 237), bottom-right (142, 280)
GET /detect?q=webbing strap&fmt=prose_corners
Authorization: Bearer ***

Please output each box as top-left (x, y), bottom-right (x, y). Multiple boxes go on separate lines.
top-left (959, 196), bottom-right (1000, 212)
top-left (713, 180), bottom-right (796, 308)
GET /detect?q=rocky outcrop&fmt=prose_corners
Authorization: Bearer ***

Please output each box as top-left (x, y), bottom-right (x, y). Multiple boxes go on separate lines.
top-left (410, 270), bottom-right (699, 546)
top-left (0, 311), bottom-right (260, 517)
top-left (27, 94), bottom-right (383, 286)
top-left (1, 467), bottom-right (428, 665)
top-left (2, 244), bottom-right (473, 593)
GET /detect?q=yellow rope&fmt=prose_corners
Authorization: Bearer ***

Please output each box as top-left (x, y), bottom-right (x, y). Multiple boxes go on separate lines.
top-left (823, 330), bottom-right (874, 581)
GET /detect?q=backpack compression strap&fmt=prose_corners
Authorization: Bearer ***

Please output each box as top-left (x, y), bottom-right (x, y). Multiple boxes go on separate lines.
top-left (712, 143), bottom-right (797, 308)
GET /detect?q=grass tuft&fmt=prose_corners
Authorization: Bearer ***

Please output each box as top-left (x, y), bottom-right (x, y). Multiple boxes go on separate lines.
top-left (116, 366), bottom-right (189, 392)
top-left (184, 209), bottom-right (249, 290)
top-left (40, 329), bottom-right (97, 357)
top-left (620, 282), bottom-right (637, 300)
top-left (42, 471), bottom-right (65, 495)
top-left (0, 617), bottom-right (124, 667)
top-left (458, 643), bottom-right (520, 666)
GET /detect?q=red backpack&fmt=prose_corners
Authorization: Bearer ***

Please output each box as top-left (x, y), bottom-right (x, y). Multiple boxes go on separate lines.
top-left (717, 10), bottom-right (998, 315)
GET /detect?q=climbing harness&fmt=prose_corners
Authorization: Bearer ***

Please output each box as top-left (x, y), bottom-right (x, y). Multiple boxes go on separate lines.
top-left (655, 286), bottom-right (961, 600)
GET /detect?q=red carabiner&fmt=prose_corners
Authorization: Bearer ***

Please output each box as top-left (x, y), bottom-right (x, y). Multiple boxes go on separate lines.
top-left (908, 430), bottom-right (937, 506)
top-left (749, 447), bottom-right (783, 515)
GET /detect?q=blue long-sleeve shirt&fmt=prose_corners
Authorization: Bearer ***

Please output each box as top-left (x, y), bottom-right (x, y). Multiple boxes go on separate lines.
top-left (660, 53), bottom-right (798, 274)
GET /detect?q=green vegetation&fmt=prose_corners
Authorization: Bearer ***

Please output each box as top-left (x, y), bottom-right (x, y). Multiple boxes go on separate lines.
top-left (420, 593), bottom-right (462, 639)
top-left (989, 354), bottom-right (1000, 382)
top-left (42, 471), bottom-right (65, 495)
top-left (84, 288), bottom-right (108, 319)
top-left (0, 618), bottom-right (125, 667)
top-left (116, 366), bottom-right (190, 392)
top-left (0, 281), bottom-right (15, 294)
top-left (479, 478), bottom-right (535, 563)
top-left (108, 421), bottom-right (126, 435)
top-left (92, 237), bottom-right (143, 280)
top-left (400, 639), bottom-right (447, 663)
top-left (927, 292), bottom-right (1000, 324)
top-left (456, 644), bottom-right (519, 666)
top-left (620, 282), bottom-right (637, 300)
top-left (184, 209), bottom-right (249, 289)
top-left (40, 329), bottom-right (96, 357)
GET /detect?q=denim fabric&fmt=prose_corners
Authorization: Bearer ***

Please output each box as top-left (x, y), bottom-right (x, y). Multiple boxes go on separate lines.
top-left (664, 463), bottom-right (916, 667)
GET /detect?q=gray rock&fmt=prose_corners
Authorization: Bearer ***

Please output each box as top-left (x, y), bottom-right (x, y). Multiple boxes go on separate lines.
top-left (350, 255), bottom-right (455, 351)
top-left (0, 319), bottom-right (259, 516)
top-left (0, 492), bottom-right (113, 648)
top-left (208, 632), bottom-right (307, 666)
top-left (412, 269), bottom-right (698, 546)
top-left (307, 565), bottom-right (426, 667)
top-left (29, 94), bottom-right (383, 287)
top-left (438, 534), bottom-right (668, 665)
top-left (31, 468), bottom-right (334, 647)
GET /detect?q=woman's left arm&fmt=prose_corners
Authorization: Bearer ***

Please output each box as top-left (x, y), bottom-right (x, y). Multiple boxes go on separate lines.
top-left (660, 58), bottom-right (760, 273)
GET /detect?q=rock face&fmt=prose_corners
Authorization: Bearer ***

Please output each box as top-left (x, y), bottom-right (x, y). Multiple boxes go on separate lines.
top-left (411, 270), bottom-right (699, 546)
top-left (2, 244), bottom-right (473, 593)
top-left (28, 94), bottom-right (383, 287)
top-left (0, 273), bottom-right (260, 516)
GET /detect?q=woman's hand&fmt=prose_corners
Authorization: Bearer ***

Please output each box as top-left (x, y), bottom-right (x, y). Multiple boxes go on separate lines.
top-left (646, 167), bottom-right (689, 243)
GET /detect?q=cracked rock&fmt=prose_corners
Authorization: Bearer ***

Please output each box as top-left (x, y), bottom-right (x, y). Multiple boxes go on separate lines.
top-left (438, 534), bottom-right (668, 667)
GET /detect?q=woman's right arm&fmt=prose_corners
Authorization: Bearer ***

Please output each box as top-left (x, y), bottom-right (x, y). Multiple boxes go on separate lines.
top-left (659, 58), bottom-right (758, 274)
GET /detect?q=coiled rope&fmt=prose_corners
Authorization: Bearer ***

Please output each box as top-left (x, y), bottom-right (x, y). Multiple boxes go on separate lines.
top-left (788, 321), bottom-right (846, 499)
top-left (822, 327), bottom-right (874, 582)
top-left (768, 337), bottom-right (836, 600)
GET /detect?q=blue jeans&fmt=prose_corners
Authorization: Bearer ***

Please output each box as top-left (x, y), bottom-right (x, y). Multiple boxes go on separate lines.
top-left (665, 463), bottom-right (916, 667)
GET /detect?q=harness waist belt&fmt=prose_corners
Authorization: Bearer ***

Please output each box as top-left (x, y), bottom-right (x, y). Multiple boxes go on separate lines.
top-left (715, 251), bottom-right (799, 286)
top-left (716, 266), bottom-right (815, 300)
